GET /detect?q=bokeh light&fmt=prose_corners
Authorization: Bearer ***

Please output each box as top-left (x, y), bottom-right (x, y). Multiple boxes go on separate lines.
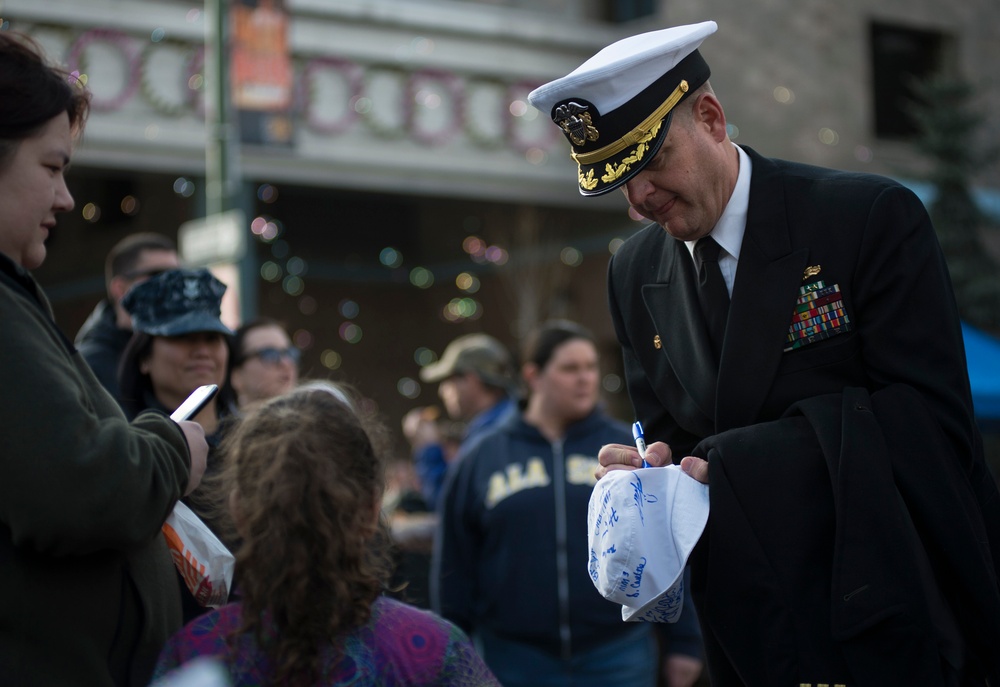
top-left (339, 322), bottom-right (363, 343)
top-left (286, 256), bottom-right (307, 276)
top-left (560, 247), bottom-right (583, 267)
top-left (456, 272), bottom-right (480, 293)
top-left (773, 86), bottom-right (795, 104)
top-left (485, 245), bottom-right (508, 265)
top-left (602, 373), bottom-right (623, 393)
top-left (261, 220), bottom-right (280, 241)
top-left (463, 235), bottom-right (485, 256)
top-left (397, 377), bottom-right (421, 399)
top-left (379, 247), bottom-right (403, 268)
top-left (415, 90), bottom-right (442, 109)
top-left (414, 347), bottom-right (437, 366)
top-left (293, 329), bottom-right (313, 350)
top-left (525, 147), bottom-right (547, 165)
top-left (82, 203), bottom-right (101, 222)
top-left (339, 299), bottom-right (360, 319)
top-left (260, 261), bottom-right (282, 282)
top-left (818, 127), bottom-right (839, 145)
top-left (173, 177), bottom-right (195, 197)
top-left (298, 295), bottom-right (317, 315)
top-left (443, 297), bottom-right (482, 322)
top-left (120, 195), bottom-right (140, 215)
top-left (608, 238), bottom-right (625, 254)
top-left (410, 267), bottom-right (434, 288)
top-left (509, 100), bottom-right (528, 117)
top-left (321, 349), bottom-right (342, 370)
top-left (282, 274), bottom-right (304, 296)
top-left (248, 217), bottom-right (284, 241)
top-left (256, 184), bottom-right (278, 203)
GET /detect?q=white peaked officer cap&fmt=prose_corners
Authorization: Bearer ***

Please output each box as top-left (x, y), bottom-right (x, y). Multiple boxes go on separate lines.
top-left (528, 20), bottom-right (718, 196)
top-left (587, 465), bottom-right (709, 622)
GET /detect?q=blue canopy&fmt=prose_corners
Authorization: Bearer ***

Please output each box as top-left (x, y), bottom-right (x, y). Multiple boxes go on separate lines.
top-left (962, 322), bottom-right (1000, 420)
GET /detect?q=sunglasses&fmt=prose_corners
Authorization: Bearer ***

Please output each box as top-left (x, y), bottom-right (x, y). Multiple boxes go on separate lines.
top-left (243, 346), bottom-right (301, 366)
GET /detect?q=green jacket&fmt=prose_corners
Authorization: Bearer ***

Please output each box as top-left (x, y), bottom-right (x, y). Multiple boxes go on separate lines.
top-left (0, 255), bottom-right (191, 686)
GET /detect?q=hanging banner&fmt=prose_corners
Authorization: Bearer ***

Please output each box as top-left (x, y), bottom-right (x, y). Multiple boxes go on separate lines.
top-left (231, 0), bottom-right (293, 146)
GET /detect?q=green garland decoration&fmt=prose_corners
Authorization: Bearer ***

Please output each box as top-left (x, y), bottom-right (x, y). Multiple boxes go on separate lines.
top-left (140, 39), bottom-right (199, 118)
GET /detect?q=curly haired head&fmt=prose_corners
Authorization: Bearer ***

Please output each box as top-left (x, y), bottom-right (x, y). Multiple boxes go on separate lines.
top-left (219, 380), bottom-right (393, 685)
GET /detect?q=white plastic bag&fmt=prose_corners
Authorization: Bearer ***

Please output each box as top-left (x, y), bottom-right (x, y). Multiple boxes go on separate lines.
top-left (162, 501), bottom-right (235, 608)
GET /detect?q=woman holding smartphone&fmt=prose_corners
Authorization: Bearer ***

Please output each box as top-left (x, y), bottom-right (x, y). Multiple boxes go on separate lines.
top-left (118, 267), bottom-right (240, 621)
top-left (0, 31), bottom-right (208, 686)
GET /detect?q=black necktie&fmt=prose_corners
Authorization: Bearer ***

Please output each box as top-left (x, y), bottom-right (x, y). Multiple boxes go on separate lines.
top-left (694, 236), bottom-right (730, 361)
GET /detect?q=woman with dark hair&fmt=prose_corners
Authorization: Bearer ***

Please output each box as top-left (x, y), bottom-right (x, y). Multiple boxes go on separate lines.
top-left (230, 316), bottom-right (299, 410)
top-left (118, 268), bottom-right (237, 431)
top-left (0, 31), bottom-right (208, 686)
top-left (432, 320), bottom-right (704, 687)
top-left (118, 267), bottom-right (239, 621)
top-left (153, 381), bottom-right (502, 687)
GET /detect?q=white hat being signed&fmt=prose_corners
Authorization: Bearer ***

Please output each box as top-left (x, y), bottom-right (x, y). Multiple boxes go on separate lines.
top-left (587, 465), bottom-right (709, 622)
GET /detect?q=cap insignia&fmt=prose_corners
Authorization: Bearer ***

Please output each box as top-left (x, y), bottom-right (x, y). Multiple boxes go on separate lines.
top-left (554, 101), bottom-right (600, 147)
top-left (183, 277), bottom-right (201, 300)
top-left (579, 168), bottom-right (599, 191)
top-left (600, 118), bottom-right (662, 184)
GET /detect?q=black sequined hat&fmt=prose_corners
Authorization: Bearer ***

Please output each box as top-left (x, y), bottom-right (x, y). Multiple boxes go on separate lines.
top-left (122, 268), bottom-right (232, 337)
top-left (528, 21), bottom-right (717, 196)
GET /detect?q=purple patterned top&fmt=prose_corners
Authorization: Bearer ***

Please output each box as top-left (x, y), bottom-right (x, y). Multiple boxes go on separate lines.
top-left (153, 596), bottom-right (501, 686)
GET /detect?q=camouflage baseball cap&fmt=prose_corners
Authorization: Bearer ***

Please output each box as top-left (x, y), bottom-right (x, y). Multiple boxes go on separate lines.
top-left (419, 333), bottom-right (515, 390)
top-left (121, 268), bottom-right (232, 337)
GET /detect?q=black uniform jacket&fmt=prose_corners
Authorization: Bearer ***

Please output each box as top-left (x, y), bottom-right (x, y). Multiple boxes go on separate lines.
top-left (606, 147), bottom-right (1000, 684)
top-left (607, 146), bottom-right (980, 466)
top-left (691, 385), bottom-right (1000, 686)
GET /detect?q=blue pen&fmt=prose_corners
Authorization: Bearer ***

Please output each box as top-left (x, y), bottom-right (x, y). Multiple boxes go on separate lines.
top-left (632, 421), bottom-right (651, 468)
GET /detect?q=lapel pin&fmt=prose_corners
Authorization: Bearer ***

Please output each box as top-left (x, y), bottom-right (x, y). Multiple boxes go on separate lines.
top-left (653, 334), bottom-right (662, 350)
top-left (802, 265), bottom-right (822, 280)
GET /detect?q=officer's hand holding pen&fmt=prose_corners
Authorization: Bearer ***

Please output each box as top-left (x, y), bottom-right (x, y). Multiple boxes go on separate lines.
top-left (595, 439), bottom-right (710, 485)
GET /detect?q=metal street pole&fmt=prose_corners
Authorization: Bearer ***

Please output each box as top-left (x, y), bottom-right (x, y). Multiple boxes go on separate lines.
top-left (205, 0), bottom-right (239, 217)
top-left (204, 0), bottom-right (256, 322)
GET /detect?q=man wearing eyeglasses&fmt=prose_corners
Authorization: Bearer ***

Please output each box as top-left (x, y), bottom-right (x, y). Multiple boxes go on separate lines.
top-left (75, 232), bottom-right (180, 402)
top-left (230, 317), bottom-right (300, 411)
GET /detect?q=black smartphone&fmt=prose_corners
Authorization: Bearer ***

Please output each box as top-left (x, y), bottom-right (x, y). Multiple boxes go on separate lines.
top-left (170, 384), bottom-right (220, 422)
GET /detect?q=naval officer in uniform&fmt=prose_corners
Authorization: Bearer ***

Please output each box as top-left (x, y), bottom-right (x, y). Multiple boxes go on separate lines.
top-left (529, 20), bottom-right (1000, 687)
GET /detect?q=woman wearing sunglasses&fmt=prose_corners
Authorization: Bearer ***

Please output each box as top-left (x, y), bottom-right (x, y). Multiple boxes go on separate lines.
top-left (231, 317), bottom-right (299, 411)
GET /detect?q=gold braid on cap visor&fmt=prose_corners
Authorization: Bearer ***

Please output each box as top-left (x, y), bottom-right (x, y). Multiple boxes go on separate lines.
top-left (572, 79), bottom-right (689, 188)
